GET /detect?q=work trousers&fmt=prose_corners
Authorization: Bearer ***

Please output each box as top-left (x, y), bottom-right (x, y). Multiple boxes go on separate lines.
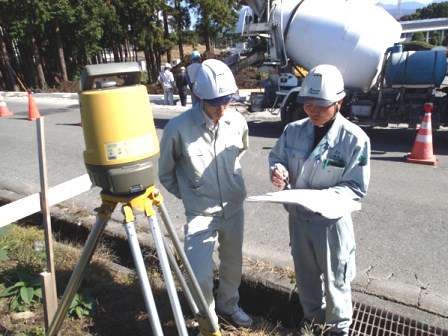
top-left (289, 212), bottom-right (356, 334)
top-left (163, 87), bottom-right (174, 105)
top-left (178, 88), bottom-right (187, 106)
top-left (184, 209), bottom-right (244, 325)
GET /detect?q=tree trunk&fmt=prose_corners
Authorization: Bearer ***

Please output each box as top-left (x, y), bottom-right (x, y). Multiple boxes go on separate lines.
top-left (119, 45), bottom-right (124, 62)
top-left (113, 47), bottom-right (120, 62)
top-left (123, 40), bottom-right (129, 62)
top-left (148, 39), bottom-right (159, 82)
top-left (18, 42), bottom-right (35, 88)
top-left (55, 24), bottom-right (68, 81)
top-left (134, 44), bottom-right (138, 61)
top-left (174, 0), bottom-right (184, 61)
top-left (156, 50), bottom-right (161, 75)
top-left (143, 48), bottom-right (153, 83)
top-left (31, 36), bottom-right (47, 89)
top-left (203, 13), bottom-right (212, 53)
top-left (0, 28), bottom-right (19, 91)
top-left (162, 9), bottom-right (171, 63)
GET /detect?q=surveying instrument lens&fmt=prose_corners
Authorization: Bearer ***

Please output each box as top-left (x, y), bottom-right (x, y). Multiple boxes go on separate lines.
top-left (47, 63), bottom-right (221, 336)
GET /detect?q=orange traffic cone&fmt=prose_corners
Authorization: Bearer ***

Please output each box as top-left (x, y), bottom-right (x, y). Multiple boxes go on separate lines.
top-left (28, 90), bottom-right (41, 121)
top-left (0, 93), bottom-right (13, 117)
top-left (406, 103), bottom-right (437, 165)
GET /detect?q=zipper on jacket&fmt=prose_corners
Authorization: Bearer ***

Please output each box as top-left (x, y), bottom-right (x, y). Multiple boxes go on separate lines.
top-left (212, 128), bottom-right (224, 209)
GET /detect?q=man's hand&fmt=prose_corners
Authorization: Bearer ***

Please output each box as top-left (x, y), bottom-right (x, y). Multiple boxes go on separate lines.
top-left (271, 163), bottom-right (289, 190)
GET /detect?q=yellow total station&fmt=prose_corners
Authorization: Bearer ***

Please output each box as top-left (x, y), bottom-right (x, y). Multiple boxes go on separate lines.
top-left (79, 62), bottom-right (159, 196)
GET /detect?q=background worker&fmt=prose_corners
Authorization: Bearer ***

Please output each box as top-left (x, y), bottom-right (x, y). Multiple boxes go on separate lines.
top-left (158, 62), bottom-right (175, 105)
top-left (175, 66), bottom-right (188, 107)
top-left (159, 59), bottom-right (252, 328)
top-left (187, 50), bottom-right (202, 106)
top-left (269, 64), bottom-right (371, 336)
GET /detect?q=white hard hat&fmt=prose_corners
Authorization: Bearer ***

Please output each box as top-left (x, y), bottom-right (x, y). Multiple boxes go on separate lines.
top-left (298, 64), bottom-right (345, 106)
top-left (165, 62), bottom-right (172, 69)
top-left (193, 59), bottom-right (237, 100)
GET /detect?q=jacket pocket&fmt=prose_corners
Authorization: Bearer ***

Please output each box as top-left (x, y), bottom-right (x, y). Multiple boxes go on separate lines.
top-left (285, 147), bottom-right (307, 183)
top-left (311, 163), bottom-right (344, 189)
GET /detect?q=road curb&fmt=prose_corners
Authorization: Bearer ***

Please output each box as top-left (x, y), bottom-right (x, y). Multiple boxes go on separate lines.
top-left (1, 187), bottom-right (447, 319)
top-left (1, 91), bottom-right (253, 102)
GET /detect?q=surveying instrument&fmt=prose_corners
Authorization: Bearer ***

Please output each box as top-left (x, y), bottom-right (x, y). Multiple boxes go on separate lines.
top-left (47, 63), bottom-right (221, 336)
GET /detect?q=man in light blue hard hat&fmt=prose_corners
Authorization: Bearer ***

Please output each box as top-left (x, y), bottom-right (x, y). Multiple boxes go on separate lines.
top-left (187, 50), bottom-right (202, 106)
top-left (159, 59), bottom-right (252, 328)
top-left (269, 64), bottom-right (371, 336)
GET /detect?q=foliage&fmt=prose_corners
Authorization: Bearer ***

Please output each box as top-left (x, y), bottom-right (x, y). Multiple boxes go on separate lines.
top-left (0, 246), bottom-right (9, 262)
top-left (0, 225), bottom-right (46, 271)
top-left (1, 0), bottom-right (237, 88)
top-left (189, 0), bottom-right (239, 51)
top-left (400, 2), bottom-right (448, 46)
top-left (0, 275), bottom-right (42, 312)
top-left (401, 2), bottom-right (448, 21)
top-left (68, 292), bottom-right (96, 319)
top-left (402, 40), bottom-right (434, 51)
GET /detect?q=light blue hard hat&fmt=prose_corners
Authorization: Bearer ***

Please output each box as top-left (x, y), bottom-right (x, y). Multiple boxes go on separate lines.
top-left (191, 50), bottom-right (201, 61)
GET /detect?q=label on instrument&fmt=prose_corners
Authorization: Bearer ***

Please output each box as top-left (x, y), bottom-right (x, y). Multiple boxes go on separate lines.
top-left (105, 134), bottom-right (154, 161)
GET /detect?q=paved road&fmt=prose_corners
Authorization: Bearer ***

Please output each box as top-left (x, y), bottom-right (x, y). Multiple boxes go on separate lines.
top-left (1, 95), bottom-right (447, 326)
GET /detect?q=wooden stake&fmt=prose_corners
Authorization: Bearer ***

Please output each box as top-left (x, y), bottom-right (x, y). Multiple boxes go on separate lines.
top-left (40, 271), bottom-right (58, 330)
top-left (36, 117), bottom-right (58, 326)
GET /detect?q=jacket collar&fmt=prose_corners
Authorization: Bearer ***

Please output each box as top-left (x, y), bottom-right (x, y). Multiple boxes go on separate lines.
top-left (305, 112), bottom-right (343, 148)
top-left (325, 113), bottom-right (343, 147)
top-left (191, 103), bottom-right (232, 127)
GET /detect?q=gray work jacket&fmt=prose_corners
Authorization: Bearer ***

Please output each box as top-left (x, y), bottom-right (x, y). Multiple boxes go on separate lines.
top-left (269, 113), bottom-right (370, 221)
top-left (159, 104), bottom-right (249, 218)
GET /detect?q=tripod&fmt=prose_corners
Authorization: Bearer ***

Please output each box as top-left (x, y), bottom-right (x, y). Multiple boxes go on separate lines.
top-left (47, 186), bottom-right (221, 336)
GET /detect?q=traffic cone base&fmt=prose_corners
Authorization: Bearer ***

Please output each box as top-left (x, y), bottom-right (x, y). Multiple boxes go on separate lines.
top-left (28, 91), bottom-right (41, 121)
top-left (406, 103), bottom-right (437, 166)
top-left (0, 95), bottom-right (13, 117)
top-left (406, 154), bottom-right (437, 165)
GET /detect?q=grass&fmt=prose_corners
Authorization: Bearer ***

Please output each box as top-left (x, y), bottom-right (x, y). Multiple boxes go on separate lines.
top-left (0, 223), bottom-right (303, 336)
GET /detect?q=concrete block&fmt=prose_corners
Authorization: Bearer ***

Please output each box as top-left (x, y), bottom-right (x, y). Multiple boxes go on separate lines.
top-left (366, 278), bottom-right (420, 307)
top-left (419, 291), bottom-right (448, 317)
top-left (353, 272), bottom-right (370, 292)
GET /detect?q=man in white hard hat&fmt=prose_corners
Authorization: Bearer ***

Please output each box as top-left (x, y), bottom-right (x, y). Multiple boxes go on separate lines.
top-left (269, 64), bottom-right (370, 336)
top-left (159, 59), bottom-right (252, 328)
top-left (158, 62), bottom-right (175, 105)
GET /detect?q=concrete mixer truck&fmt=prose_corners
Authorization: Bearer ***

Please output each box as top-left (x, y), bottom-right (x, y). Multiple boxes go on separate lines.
top-left (232, 0), bottom-right (448, 128)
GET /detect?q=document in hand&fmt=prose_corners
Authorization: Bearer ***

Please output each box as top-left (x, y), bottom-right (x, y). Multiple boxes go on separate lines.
top-left (246, 189), bottom-right (361, 219)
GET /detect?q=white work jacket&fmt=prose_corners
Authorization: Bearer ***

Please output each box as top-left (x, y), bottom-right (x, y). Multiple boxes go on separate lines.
top-left (159, 104), bottom-right (249, 218)
top-left (269, 113), bottom-right (370, 221)
top-left (158, 69), bottom-right (174, 89)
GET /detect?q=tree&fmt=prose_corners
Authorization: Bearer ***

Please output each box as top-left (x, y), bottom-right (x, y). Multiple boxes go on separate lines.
top-left (0, 26), bottom-right (19, 90)
top-left (50, 0), bottom-right (75, 81)
top-left (189, 0), bottom-right (239, 53)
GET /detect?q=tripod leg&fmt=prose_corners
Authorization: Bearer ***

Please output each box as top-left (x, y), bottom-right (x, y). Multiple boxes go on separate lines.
top-left (157, 203), bottom-right (220, 335)
top-left (124, 221), bottom-right (164, 336)
top-left (47, 208), bottom-right (112, 336)
top-left (147, 215), bottom-right (188, 336)
top-left (163, 237), bottom-right (199, 316)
